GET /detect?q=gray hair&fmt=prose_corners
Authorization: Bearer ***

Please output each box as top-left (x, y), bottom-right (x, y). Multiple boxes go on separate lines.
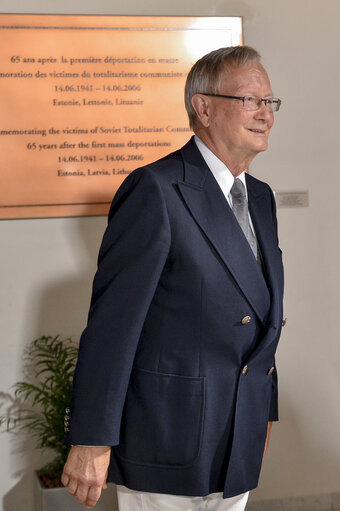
top-left (184, 46), bottom-right (261, 129)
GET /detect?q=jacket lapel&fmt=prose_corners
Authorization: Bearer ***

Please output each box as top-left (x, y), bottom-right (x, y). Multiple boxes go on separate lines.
top-left (177, 139), bottom-right (271, 326)
top-left (246, 174), bottom-right (284, 331)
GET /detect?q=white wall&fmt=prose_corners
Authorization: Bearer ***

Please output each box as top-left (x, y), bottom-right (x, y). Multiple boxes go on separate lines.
top-left (0, 1), bottom-right (339, 510)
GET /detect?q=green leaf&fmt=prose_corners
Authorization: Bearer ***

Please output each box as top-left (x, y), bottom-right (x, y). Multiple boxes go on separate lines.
top-left (0, 335), bottom-right (78, 465)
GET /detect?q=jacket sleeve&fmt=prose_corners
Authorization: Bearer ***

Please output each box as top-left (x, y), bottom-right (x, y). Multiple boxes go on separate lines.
top-left (268, 185), bottom-right (282, 422)
top-left (65, 167), bottom-right (171, 446)
top-left (268, 363), bottom-right (279, 421)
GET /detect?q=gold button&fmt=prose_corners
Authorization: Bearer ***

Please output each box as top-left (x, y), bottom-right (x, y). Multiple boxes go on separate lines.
top-left (267, 366), bottom-right (275, 375)
top-left (241, 365), bottom-right (248, 375)
top-left (241, 315), bottom-right (251, 325)
top-left (282, 317), bottom-right (287, 327)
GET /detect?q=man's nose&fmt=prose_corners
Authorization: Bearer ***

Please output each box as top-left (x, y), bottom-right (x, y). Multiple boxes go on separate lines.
top-left (255, 101), bottom-right (273, 121)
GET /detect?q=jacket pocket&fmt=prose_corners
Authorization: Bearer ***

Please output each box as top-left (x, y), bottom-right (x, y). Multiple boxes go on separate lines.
top-left (115, 367), bottom-right (205, 467)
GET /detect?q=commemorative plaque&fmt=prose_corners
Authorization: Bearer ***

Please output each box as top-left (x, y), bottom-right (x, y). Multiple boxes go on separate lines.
top-left (0, 15), bottom-right (242, 218)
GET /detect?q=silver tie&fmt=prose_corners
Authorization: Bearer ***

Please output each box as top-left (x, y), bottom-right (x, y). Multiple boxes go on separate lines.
top-left (230, 178), bottom-right (258, 259)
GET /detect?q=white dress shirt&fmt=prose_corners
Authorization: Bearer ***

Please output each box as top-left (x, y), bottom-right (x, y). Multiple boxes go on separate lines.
top-left (194, 135), bottom-right (256, 234)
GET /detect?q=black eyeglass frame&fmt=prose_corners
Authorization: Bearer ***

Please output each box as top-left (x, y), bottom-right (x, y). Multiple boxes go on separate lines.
top-left (199, 93), bottom-right (282, 112)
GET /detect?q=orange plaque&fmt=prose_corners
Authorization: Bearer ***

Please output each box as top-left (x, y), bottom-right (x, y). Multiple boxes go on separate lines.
top-left (0, 15), bottom-right (242, 219)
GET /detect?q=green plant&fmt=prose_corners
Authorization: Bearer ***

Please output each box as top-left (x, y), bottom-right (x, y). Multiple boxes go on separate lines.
top-left (0, 335), bottom-right (78, 488)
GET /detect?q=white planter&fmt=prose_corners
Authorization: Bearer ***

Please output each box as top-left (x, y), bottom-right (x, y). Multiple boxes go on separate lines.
top-left (34, 473), bottom-right (118, 511)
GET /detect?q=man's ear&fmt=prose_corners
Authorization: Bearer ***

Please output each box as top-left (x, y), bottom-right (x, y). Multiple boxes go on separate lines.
top-left (191, 94), bottom-right (211, 128)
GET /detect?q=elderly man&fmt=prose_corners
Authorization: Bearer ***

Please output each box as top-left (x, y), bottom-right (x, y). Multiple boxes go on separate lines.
top-left (62, 46), bottom-right (284, 511)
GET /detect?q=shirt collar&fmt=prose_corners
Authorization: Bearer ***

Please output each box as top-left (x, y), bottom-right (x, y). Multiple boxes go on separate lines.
top-left (194, 135), bottom-right (247, 200)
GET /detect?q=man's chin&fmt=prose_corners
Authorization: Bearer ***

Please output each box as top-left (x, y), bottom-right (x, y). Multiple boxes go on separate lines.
top-left (252, 140), bottom-right (269, 153)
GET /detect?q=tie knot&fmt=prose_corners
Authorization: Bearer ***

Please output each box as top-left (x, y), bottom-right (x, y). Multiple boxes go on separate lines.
top-left (230, 178), bottom-right (246, 199)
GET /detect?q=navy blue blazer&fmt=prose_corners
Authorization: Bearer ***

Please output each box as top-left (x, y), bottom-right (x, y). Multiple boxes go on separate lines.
top-left (66, 136), bottom-right (284, 498)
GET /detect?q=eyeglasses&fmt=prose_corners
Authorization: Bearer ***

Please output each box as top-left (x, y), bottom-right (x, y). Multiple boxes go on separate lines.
top-left (199, 93), bottom-right (282, 112)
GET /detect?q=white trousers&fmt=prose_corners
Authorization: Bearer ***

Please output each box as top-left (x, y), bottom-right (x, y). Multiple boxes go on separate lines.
top-left (116, 485), bottom-right (249, 511)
